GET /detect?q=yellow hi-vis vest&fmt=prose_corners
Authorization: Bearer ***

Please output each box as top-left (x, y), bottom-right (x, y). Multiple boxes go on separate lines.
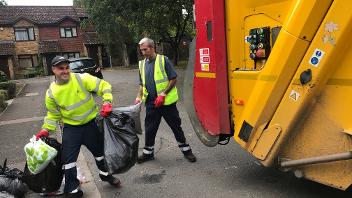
top-left (139, 54), bottom-right (178, 105)
top-left (42, 73), bottom-right (113, 131)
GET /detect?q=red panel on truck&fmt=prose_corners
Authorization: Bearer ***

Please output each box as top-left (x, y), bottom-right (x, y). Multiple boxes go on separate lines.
top-left (193, 0), bottom-right (230, 135)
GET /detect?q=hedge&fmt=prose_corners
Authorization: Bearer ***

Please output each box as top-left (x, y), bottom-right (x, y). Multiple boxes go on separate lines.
top-left (0, 81), bottom-right (16, 99)
top-left (0, 71), bottom-right (8, 82)
top-left (0, 89), bottom-right (7, 100)
top-left (0, 91), bottom-right (7, 110)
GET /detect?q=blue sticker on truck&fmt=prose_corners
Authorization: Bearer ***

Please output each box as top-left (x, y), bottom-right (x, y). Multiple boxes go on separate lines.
top-left (309, 49), bottom-right (325, 67)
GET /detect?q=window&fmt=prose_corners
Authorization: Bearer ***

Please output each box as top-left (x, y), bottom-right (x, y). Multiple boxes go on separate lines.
top-left (69, 59), bottom-right (95, 70)
top-left (14, 27), bottom-right (35, 41)
top-left (62, 52), bottom-right (80, 59)
top-left (79, 17), bottom-right (88, 22)
top-left (60, 27), bottom-right (77, 38)
top-left (18, 55), bottom-right (38, 68)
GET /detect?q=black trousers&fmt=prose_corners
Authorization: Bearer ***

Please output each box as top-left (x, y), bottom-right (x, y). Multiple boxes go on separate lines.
top-left (62, 119), bottom-right (107, 193)
top-left (144, 103), bottom-right (189, 152)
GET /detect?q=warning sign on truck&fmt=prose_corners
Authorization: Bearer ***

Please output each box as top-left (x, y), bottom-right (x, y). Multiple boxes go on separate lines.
top-left (201, 64), bottom-right (210, 71)
top-left (289, 90), bottom-right (300, 102)
top-left (200, 56), bottom-right (210, 64)
top-left (199, 48), bottom-right (210, 56)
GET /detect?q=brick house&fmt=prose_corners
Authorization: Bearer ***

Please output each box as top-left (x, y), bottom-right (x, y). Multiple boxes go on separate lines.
top-left (0, 6), bottom-right (109, 79)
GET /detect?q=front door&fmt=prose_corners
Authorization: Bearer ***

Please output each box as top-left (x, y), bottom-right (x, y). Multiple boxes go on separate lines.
top-left (46, 54), bottom-right (56, 75)
top-left (0, 56), bottom-right (9, 78)
top-left (87, 45), bottom-right (99, 66)
top-left (101, 46), bottom-right (110, 67)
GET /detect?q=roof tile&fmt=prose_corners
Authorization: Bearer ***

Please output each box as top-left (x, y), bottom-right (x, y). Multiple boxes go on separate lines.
top-left (0, 6), bottom-right (88, 25)
top-left (83, 32), bottom-right (102, 44)
top-left (0, 41), bottom-right (15, 55)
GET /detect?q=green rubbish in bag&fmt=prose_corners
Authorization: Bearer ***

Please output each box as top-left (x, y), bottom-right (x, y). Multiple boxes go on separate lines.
top-left (24, 136), bottom-right (58, 174)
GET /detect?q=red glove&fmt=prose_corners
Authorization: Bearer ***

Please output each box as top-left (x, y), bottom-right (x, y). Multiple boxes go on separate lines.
top-left (154, 94), bottom-right (166, 108)
top-left (35, 129), bottom-right (49, 140)
top-left (134, 98), bottom-right (141, 105)
top-left (100, 103), bottom-right (112, 117)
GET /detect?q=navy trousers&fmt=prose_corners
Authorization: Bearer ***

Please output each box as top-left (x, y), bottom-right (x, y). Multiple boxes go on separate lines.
top-left (62, 119), bottom-right (107, 192)
top-left (143, 103), bottom-right (191, 155)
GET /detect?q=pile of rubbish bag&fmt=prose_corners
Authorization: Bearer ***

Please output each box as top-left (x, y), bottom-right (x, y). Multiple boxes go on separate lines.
top-left (0, 159), bottom-right (28, 198)
top-left (22, 137), bottom-right (64, 194)
top-left (1, 103), bottom-right (141, 196)
top-left (97, 104), bottom-right (140, 174)
top-left (0, 137), bottom-right (63, 197)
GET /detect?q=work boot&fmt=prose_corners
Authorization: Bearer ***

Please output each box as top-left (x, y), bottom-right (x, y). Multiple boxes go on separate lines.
top-left (137, 153), bottom-right (155, 164)
top-left (100, 174), bottom-right (121, 187)
top-left (65, 189), bottom-right (83, 198)
top-left (183, 151), bottom-right (197, 162)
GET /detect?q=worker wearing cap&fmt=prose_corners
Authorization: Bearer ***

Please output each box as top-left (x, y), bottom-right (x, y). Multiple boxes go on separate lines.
top-left (35, 56), bottom-right (120, 197)
top-left (135, 38), bottom-right (197, 163)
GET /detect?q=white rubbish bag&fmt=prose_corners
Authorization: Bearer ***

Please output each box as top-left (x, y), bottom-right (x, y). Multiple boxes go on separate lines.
top-left (24, 136), bottom-right (58, 175)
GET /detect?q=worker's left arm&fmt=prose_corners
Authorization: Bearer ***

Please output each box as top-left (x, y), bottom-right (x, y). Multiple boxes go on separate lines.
top-left (162, 57), bottom-right (177, 95)
top-left (81, 73), bottom-right (113, 103)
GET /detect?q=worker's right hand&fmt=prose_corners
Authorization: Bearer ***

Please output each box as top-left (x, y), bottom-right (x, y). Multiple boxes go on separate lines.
top-left (134, 98), bottom-right (141, 105)
top-left (35, 129), bottom-right (49, 140)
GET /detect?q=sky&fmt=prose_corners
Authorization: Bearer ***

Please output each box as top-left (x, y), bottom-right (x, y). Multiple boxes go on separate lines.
top-left (6, 0), bottom-right (73, 6)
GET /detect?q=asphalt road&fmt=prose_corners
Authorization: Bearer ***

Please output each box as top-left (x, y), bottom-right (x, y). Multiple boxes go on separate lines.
top-left (83, 69), bottom-right (351, 198)
top-left (0, 69), bottom-right (350, 198)
top-left (0, 78), bottom-right (49, 166)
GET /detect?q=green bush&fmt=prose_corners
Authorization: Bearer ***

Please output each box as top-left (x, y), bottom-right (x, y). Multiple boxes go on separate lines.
top-left (7, 82), bottom-right (16, 99)
top-left (0, 89), bottom-right (8, 100)
top-left (24, 68), bottom-right (36, 78)
top-left (0, 81), bottom-right (16, 99)
top-left (24, 67), bottom-right (44, 78)
top-left (0, 91), bottom-right (7, 110)
top-left (0, 71), bottom-right (8, 82)
top-left (33, 66), bottom-right (44, 76)
top-left (0, 82), bottom-right (8, 89)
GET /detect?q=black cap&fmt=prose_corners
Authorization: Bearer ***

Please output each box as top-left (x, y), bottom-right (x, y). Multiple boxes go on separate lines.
top-left (51, 56), bottom-right (69, 67)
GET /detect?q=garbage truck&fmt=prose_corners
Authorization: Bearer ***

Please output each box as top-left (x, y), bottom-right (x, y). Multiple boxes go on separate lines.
top-left (184, 0), bottom-right (352, 190)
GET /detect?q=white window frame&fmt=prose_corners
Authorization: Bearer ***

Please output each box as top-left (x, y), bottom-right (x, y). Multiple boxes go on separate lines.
top-left (14, 27), bottom-right (35, 41)
top-left (60, 27), bottom-right (77, 38)
top-left (62, 52), bottom-right (80, 59)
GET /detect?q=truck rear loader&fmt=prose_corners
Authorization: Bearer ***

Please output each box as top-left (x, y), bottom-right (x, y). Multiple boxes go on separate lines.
top-left (184, 0), bottom-right (352, 190)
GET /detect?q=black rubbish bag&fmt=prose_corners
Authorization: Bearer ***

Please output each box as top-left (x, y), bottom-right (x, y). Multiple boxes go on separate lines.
top-left (0, 159), bottom-right (28, 198)
top-left (114, 103), bottom-right (142, 134)
top-left (22, 137), bottom-right (64, 193)
top-left (0, 176), bottom-right (27, 198)
top-left (0, 191), bottom-right (13, 197)
top-left (97, 111), bottom-right (139, 174)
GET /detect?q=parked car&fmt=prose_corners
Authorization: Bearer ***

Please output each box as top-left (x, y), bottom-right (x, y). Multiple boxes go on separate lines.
top-left (69, 57), bottom-right (103, 79)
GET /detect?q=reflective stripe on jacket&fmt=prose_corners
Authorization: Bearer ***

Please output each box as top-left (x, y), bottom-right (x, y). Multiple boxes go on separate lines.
top-left (139, 54), bottom-right (178, 105)
top-left (42, 73), bottom-right (113, 131)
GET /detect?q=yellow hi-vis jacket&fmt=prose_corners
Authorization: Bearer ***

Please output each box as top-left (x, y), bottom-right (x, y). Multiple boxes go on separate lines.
top-left (42, 73), bottom-right (112, 131)
top-left (139, 54), bottom-right (179, 105)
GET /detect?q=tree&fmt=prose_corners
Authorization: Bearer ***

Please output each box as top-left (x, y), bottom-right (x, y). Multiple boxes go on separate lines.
top-left (74, 0), bottom-right (137, 66)
top-left (73, 0), bottom-right (83, 7)
top-left (76, 0), bottom-right (194, 65)
top-left (0, 0), bottom-right (7, 6)
top-left (135, 0), bottom-right (194, 65)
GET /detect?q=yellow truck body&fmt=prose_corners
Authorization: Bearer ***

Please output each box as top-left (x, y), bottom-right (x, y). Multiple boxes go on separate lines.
top-left (188, 0), bottom-right (352, 190)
